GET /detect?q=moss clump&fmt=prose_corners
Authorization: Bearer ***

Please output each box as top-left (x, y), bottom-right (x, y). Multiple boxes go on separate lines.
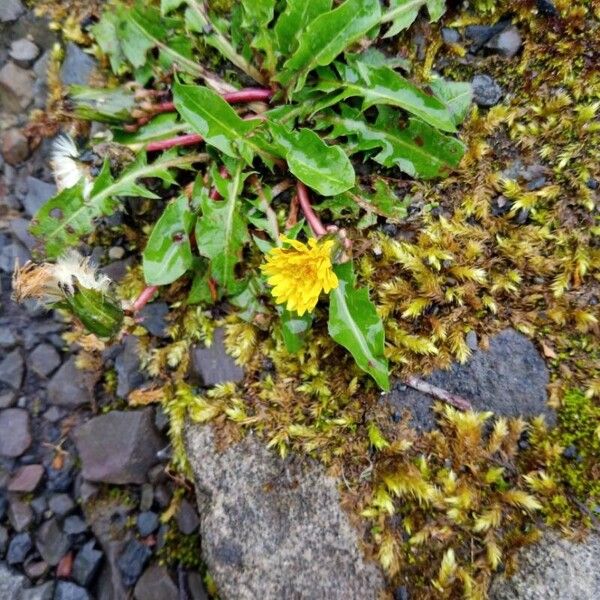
top-left (157, 526), bottom-right (203, 570)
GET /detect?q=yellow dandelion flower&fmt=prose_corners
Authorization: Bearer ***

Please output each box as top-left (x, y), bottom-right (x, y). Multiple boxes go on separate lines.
top-left (261, 236), bottom-right (339, 315)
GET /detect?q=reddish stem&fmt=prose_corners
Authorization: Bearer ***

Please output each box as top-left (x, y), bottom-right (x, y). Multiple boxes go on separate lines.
top-left (132, 285), bottom-right (159, 313)
top-left (145, 133), bottom-right (204, 152)
top-left (222, 88), bottom-right (273, 104)
top-left (296, 181), bottom-right (327, 237)
top-left (286, 193), bottom-right (299, 229)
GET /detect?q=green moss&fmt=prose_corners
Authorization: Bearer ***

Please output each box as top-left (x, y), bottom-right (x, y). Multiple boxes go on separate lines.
top-left (157, 526), bottom-right (203, 570)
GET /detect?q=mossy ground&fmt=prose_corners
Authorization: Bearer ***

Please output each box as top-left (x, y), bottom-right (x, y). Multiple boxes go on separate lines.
top-left (30, 0), bottom-right (599, 598)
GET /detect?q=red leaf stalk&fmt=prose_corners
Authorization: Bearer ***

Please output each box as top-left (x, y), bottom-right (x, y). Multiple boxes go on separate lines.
top-left (296, 181), bottom-right (327, 237)
top-left (145, 134), bottom-right (204, 152)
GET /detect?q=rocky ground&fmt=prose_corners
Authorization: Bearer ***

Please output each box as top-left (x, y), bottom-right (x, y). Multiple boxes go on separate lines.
top-left (1, 1), bottom-right (599, 599)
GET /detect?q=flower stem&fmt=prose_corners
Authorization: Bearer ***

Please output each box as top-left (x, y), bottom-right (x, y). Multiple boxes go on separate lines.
top-left (145, 133), bottom-right (204, 152)
top-left (296, 182), bottom-right (327, 237)
top-left (132, 285), bottom-right (159, 313)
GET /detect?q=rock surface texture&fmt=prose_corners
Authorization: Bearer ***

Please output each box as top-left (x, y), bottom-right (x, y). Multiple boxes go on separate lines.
top-left (490, 532), bottom-right (600, 599)
top-left (184, 423), bottom-right (386, 600)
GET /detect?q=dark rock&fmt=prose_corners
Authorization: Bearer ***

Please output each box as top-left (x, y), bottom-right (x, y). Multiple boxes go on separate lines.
top-left (387, 329), bottom-right (552, 431)
top-left (43, 406), bottom-right (64, 422)
top-left (441, 28), bottom-right (460, 44)
top-left (0, 241), bottom-right (30, 274)
top-left (0, 408), bottom-right (31, 457)
top-left (0, 525), bottom-right (8, 556)
top-left (465, 24), bottom-right (501, 46)
top-left (46, 464), bottom-right (75, 493)
top-left (23, 177), bottom-right (56, 218)
top-left (138, 302), bottom-right (169, 338)
top-left (72, 540), bottom-right (103, 587)
top-left (393, 587), bottom-right (410, 600)
top-left (8, 463), bottom-right (45, 492)
top-left (472, 74), bottom-right (503, 107)
top-left (114, 335), bottom-right (145, 398)
top-left (47, 357), bottom-right (94, 407)
top-left (562, 444), bottom-right (578, 460)
top-left (20, 581), bottom-right (55, 600)
top-left (0, 0), bottom-right (25, 22)
top-left (117, 539), bottom-right (152, 587)
top-left (9, 38), bottom-right (40, 67)
top-left (9, 217), bottom-right (37, 251)
top-left (0, 329), bottom-right (17, 348)
top-left (48, 493), bottom-right (76, 518)
top-left (184, 424), bottom-right (386, 600)
top-left (137, 511), bottom-right (159, 537)
top-left (36, 518), bottom-right (71, 566)
top-left (73, 408), bottom-right (162, 484)
top-left (190, 328), bottom-right (244, 386)
top-left (187, 572), bottom-right (209, 600)
top-left (134, 564), bottom-right (178, 600)
top-left (63, 515), bottom-right (88, 536)
top-left (586, 178), bottom-right (598, 190)
top-left (176, 499), bottom-right (200, 535)
top-left (29, 343), bottom-right (62, 378)
top-left (31, 496), bottom-right (48, 516)
top-left (7, 532), bottom-right (32, 564)
top-left (139, 484), bottom-right (154, 512)
top-left (485, 26), bottom-right (522, 58)
top-left (54, 581), bottom-right (91, 600)
top-left (60, 43), bottom-right (96, 86)
top-left (0, 61), bottom-right (35, 111)
top-left (0, 391), bottom-right (16, 409)
top-left (537, 0), bottom-right (559, 16)
top-left (0, 348), bottom-right (24, 389)
top-left (465, 330), bottom-right (478, 350)
top-left (1, 128), bottom-right (30, 165)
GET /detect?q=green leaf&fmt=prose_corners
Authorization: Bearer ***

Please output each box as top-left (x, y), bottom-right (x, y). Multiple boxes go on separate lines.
top-left (68, 85), bottom-right (136, 124)
top-left (161, 0), bottom-right (187, 14)
top-left (273, 0), bottom-right (332, 56)
top-left (325, 106), bottom-right (464, 179)
top-left (241, 0), bottom-right (276, 27)
top-left (114, 113), bottom-right (187, 146)
top-left (91, 12), bottom-right (126, 72)
top-left (328, 261), bottom-right (389, 390)
top-left (280, 309), bottom-right (312, 353)
top-left (269, 123), bottom-right (355, 196)
top-left (143, 196), bottom-right (195, 285)
top-left (277, 0), bottom-right (381, 92)
top-left (173, 82), bottom-right (263, 163)
top-left (381, 0), bottom-right (445, 38)
top-left (331, 60), bottom-right (457, 132)
top-left (188, 264), bottom-right (213, 304)
top-left (194, 162), bottom-right (249, 294)
top-left (31, 152), bottom-right (201, 258)
top-left (429, 78), bottom-right (472, 126)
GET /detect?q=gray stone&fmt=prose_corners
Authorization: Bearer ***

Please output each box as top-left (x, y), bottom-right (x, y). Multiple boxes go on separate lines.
top-left (8, 499), bottom-right (33, 532)
top-left (24, 560), bottom-right (48, 580)
top-left (176, 499), bottom-right (199, 535)
top-left (47, 357), bottom-right (94, 407)
top-left (0, 329), bottom-right (17, 348)
top-left (36, 518), bottom-right (71, 566)
top-left (54, 581), bottom-right (90, 600)
top-left (486, 26), bottom-right (522, 58)
top-left (0, 242), bottom-right (30, 274)
top-left (48, 493), bottom-right (75, 518)
top-left (23, 177), bottom-right (56, 218)
top-left (190, 328), bottom-right (244, 386)
top-left (29, 344), bottom-right (61, 378)
top-left (0, 409), bottom-right (31, 457)
top-left (63, 515), bottom-right (88, 536)
top-left (136, 512), bottom-right (159, 537)
top-left (114, 336), bottom-right (145, 398)
top-left (8, 464), bottom-right (44, 492)
top-left (138, 303), bottom-right (169, 338)
top-left (184, 424), bottom-right (386, 600)
top-left (0, 348), bottom-right (24, 389)
top-left (72, 540), bottom-right (103, 587)
top-left (441, 28), bottom-right (460, 44)
top-left (186, 572), bottom-right (209, 600)
top-left (20, 581), bottom-right (55, 600)
top-left (73, 409), bottom-right (163, 484)
top-left (0, 563), bottom-right (25, 598)
top-left (1, 128), bottom-right (29, 166)
top-left (490, 531), bottom-right (600, 599)
top-left (9, 39), bottom-right (40, 68)
top-left (472, 74), bottom-right (503, 107)
top-left (117, 539), bottom-right (152, 587)
top-left (0, 391), bottom-right (16, 409)
top-left (0, 0), bottom-right (25, 22)
top-left (0, 62), bottom-right (35, 111)
top-left (60, 43), bottom-right (95, 86)
top-left (0, 526), bottom-right (7, 556)
top-left (7, 532), bottom-right (32, 564)
top-left (134, 564), bottom-right (178, 600)
top-left (9, 218), bottom-right (37, 251)
top-left (387, 329), bottom-right (552, 431)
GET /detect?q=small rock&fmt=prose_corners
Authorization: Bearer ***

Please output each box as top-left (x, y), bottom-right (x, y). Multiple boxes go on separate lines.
top-left (9, 217), bottom-right (37, 250)
top-left (114, 336), bottom-right (146, 398)
top-left (7, 532), bottom-right (32, 564)
top-left (190, 327), bottom-right (244, 386)
top-left (134, 564), bottom-right (178, 600)
top-left (137, 511), bottom-right (160, 537)
top-left (187, 572), bottom-right (209, 600)
top-left (0, 525), bottom-right (8, 556)
top-left (60, 43), bottom-right (96, 86)
top-left (465, 331), bottom-right (478, 351)
top-left (31, 496), bottom-right (47, 516)
top-left (0, 391), bottom-right (16, 409)
top-left (138, 303), bottom-right (169, 338)
top-left (117, 539), bottom-right (152, 587)
top-left (485, 26), bottom-right (522, 58)
top-left (465, 24), bottom-right (503, 46)
top-left (63, 515), bottom-right (88, 536)
top-left (73, 409), bottom-right (163, 484)
top-left (53, 581), bottom-right (91, 600)
top-left (43, 406), bottom-right (63, 422)
top-left (0, 0), bottom-right (25, 22)
top-left (0, 408), bottom-right (31, 457)
top-left (0, 241), bottom-right (30, 274)
top-left (140, 484), bottom-right (154, 512)
top-left (108, 246), bottom-right (125, 260)
top-left (24, 560), bottom-right (49, 579)
top-left (441, 28), bottom-right (460, 44)
top-left (472, 74), bottom-right (503, 107)
top-left (48, 493), bottom-right (76, 518)
top-left (0, 329), bottom-right (17, 348)
top-left (9, 38), bottom-right (40, 68)
top-left (36, 518), bottom-right (71, 566)
top-left (1, 128), bottom-right (29, 165)
top-left (72, 539), bottom-right (103, 587)
top-left (176, 499), bottom-right (200, 535)
top-left (56, 551), bottom-right (74, 578)
top-left (47, 357), bottom-right (94, 407)
top-left (8, 499), bottom-right (34, 531)
top-left (393, 587), bottom-right (410, 600)
top-left (0, 348), bottom-right (24, 389)
top-left (23, 176), bottom-right (56, 218)
top-left (20, 581), bottom-right (55, 600)
top-left (0, 62), bottom-right (35, 111)
top-left (29, 343), bottom-right (62, 378)
top-left (537, 0), bottom-right (559, 16)
top-left (8, 463), bottom-right (45, 492)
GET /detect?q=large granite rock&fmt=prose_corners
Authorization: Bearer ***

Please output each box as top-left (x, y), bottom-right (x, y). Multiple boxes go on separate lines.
top-left (490, 531), bottom-right (600, 599)
top-left (388, 328), bottom-right (552, 430)
top-left (184, 424), bottom-right (386, 600)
